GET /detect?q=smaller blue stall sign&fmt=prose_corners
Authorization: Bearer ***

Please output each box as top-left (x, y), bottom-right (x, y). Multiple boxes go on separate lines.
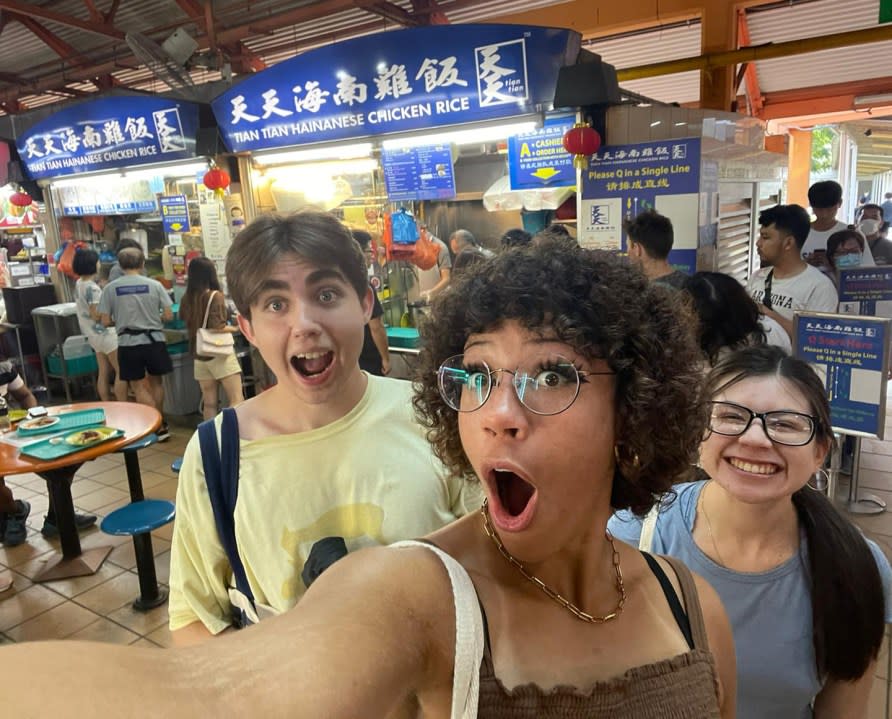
top-left (508, 120), bottom-right (574, 190)
top-left (160, 195), bottom-right (191, 233)
top-left (794, 311), bottom-right (890, 438)
top-left (382, 145), bottom-right (456, 202)
top-left (17, 96), bottom-right (200, 180)
top-left (838, 266), bottom-right (892, 316)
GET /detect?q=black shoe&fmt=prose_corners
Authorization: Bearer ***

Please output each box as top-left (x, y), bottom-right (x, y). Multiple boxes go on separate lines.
top-left (156, 423), bottom-right (170, 442)
top-left (41, 512), bottom-right (97, 538)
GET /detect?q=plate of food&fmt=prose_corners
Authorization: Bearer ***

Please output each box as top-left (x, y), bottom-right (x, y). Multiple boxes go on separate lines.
top-left (18, 416), bottom-right (60, 431)
top-left (64, 426), bottom-right (119, 447)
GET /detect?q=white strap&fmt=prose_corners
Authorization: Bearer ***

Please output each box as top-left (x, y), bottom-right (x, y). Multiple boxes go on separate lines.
top-left (638, 500), bottom-right (661, 553)
top-left (392, 540), bottom-right (483, 719)
top-left (201, 290), bottom-right (218, 329)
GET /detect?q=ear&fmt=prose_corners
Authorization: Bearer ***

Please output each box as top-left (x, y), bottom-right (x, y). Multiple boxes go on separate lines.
top-left (361, 285), bottom-right (374, 323)
top-left (236, 312), bottom-right (257, 346)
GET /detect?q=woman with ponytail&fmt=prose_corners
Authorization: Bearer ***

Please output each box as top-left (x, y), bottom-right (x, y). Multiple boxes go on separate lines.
top-left (610, 344), bottom-right (890, 719)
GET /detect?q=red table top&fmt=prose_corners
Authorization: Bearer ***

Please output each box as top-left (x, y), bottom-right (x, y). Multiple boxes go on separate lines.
top-left (0, 401), bottom-right (162, 476)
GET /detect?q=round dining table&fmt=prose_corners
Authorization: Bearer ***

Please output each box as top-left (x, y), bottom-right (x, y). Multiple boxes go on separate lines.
top-left (0, 401), bottom-right (161, 582)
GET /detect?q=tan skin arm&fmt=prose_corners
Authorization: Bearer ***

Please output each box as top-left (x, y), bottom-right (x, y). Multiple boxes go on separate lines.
top-left (0, 546), bottom-right (449, 717)
top-left (759, 305), bottom-right (794, 340)
top-left (422, 267), bottom-right (451, 302)
top-left (813, 663), bottom-right (877, 718)
top-left (692, 573), bottom-right (738, 719)
top-left (368, 316), bottom-right (391, 375)
top-left (9, 383), bottom-right (37, 410)
top-left (170, 620), bottom-right (230, 647)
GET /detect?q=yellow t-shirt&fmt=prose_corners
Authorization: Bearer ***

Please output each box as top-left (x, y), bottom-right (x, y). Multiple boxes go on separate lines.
top-left (168, 375), bottom-right (482, 634)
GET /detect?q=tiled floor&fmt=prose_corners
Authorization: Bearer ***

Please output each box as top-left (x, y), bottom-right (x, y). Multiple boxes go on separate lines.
top-left (0, 403), bottom-right (890, 717)
top-left (0, 413), bottom-right (192, 650)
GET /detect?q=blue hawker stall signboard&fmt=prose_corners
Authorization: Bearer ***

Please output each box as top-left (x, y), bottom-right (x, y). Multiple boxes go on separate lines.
top-left (507, 118), bottom-right (575, 190)
top-left (794, 312), bottom-right (890, 438)
top-left (211, 24), bottom-right (580, 152)
top-left (579, 137), bottom-right (702, 274)
top-left (16, 96), bottom-right (201, 180)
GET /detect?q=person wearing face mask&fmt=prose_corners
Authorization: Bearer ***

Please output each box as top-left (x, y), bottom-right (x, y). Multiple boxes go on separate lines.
top-left (826, 229), bottom-right (868, 278)
top-left (855, 203), bottom-right (892, 265)
top-left (801, 181), bottom-right (875, 268)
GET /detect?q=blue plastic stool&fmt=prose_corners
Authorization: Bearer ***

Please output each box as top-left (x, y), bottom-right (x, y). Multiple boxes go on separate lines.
top-left (101, 499), bottom-right (176, 611)
top-left (115, 433), bottom-right (157, 502)
top-left (171, 457), bottom-right (183, 473)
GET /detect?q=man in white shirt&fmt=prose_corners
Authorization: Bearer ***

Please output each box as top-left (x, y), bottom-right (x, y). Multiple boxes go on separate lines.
top-left (801, 180), bottom-right (875, 267)
top-left (747, 204), bottom-right (839, 341)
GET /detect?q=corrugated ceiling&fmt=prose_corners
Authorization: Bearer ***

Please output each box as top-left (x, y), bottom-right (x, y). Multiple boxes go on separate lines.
top-left (584, 22), bottom-right (701, 105)
top-left (746, 0), bottom-right (892, 93)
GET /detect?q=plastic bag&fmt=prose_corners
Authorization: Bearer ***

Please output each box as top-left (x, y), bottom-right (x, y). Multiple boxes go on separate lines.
top-left (57, 241), bottom-right (84, 279)
top-left (391, 208), bottom-right (419, 244)
top-left (410, 228), bottom-right (440, 271)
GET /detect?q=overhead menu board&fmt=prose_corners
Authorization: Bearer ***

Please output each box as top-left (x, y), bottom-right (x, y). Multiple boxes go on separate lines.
top-left (381, 145), bottom-right (456, 202)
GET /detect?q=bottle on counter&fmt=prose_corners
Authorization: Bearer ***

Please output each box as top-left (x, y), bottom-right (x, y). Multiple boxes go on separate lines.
top-left (0, 395), bottom-right (10, 432)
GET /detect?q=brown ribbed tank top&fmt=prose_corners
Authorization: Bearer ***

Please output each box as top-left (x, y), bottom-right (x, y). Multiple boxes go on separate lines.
top-left (477, 555), bottom-right (721, 718)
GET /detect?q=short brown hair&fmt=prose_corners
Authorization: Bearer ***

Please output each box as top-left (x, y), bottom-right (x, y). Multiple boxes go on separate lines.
top-left (226, 210), bottom-right (367, 318)
top-left (412, 240), bottom-right (707, 515)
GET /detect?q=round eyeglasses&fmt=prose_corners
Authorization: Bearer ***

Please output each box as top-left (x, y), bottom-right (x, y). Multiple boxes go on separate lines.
top-left (707, 401), bottom-right (817, 446)
top-left (437, 354), bottom-right (614, 416)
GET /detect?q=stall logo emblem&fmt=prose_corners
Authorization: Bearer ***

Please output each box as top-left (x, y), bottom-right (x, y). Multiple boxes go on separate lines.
top-left (152, 108), bottom-right (186, 153)
top-left (590, 204), bottom-right (610, 227)
top-left (475, 38), bottom-right (528, 107)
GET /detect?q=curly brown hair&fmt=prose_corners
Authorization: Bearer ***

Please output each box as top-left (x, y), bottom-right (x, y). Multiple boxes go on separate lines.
top-left (412, 241), bottom-right (707, 515)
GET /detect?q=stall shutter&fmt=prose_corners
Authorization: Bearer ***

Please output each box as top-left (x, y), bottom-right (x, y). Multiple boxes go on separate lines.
top-left (716, 201), bottom-right (753, 284)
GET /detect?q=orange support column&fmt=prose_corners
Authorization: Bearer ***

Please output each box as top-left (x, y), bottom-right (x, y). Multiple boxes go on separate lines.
top-left (700, 4), bottom-right (735, 111)
top-left (787, 129), bottom-right (812, 208)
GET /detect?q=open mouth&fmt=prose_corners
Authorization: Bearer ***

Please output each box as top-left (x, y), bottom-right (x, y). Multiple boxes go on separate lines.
top-left (291, 351), bottom-right (334, 377)
top-left (487, 468), bottom-right (538, 531)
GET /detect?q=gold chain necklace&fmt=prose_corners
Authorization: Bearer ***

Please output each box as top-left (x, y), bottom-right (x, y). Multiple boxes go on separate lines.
top-left (480, 499), bottom-right (626, 623)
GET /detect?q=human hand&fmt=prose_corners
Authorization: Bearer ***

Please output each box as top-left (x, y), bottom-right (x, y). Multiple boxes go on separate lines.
top-left (420, 291), bottom-right (431, 304)
top-left (381, 358), bottom-right (391, 376)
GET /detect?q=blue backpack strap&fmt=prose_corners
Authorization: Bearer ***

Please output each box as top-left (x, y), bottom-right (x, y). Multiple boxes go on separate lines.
top-left (198, 408), bottom-right (255, 626)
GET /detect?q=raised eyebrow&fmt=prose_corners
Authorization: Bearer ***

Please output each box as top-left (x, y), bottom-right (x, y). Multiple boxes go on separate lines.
top-left (254, 279), bottom-right (290, 297)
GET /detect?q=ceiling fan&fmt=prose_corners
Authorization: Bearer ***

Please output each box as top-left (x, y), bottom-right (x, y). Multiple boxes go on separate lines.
top-left (125, 30), bottom-right (197, 91)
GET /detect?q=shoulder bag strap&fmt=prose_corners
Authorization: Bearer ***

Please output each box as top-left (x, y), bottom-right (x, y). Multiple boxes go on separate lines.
top-left (198, 408), bottom-right (255, 625)
top-left (638, 499), bottom-right (661, 553)
top-left (762, 269), bottom-right (774, 310)
top-left (391, 540), bottom-right (483, 719)
top-left (201, 290), bottom-right (218, 330)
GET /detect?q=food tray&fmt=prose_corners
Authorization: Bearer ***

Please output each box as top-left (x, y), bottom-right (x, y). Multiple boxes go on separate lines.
top-left (16, 408), bottom-right (106, 437)
top-left (20, 427), bottom-right (123, 461)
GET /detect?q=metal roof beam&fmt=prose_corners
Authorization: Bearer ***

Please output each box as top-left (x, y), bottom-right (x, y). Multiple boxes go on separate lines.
top-left (354, 1), bottom-right (420, 26)
top-left (411, 0), bottom-right (449, 25)
top-left (0, 1), bottom-right (124, 40)
top-left (618, 24), bottom-right (892, 81)
top-left (736, 9), bottom-right (763, 117)
top-left (81, 0), bottom-right (104, 25)
top-left (15, 16), bottom-right (92, 68)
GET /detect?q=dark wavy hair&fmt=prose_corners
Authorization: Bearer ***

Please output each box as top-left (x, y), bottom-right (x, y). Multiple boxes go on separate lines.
top-left (412, 240), bottom-right (707, 515)
top-left (682, 272), bottom-right (765, 364)
top-left (707, 345), bottom-right (885, 681)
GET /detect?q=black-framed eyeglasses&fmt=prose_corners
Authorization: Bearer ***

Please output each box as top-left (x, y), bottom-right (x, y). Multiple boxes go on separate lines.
top-left (437, 354), bottom-right (614, 416)
top-left (707, 400), bottom-right (817, 446)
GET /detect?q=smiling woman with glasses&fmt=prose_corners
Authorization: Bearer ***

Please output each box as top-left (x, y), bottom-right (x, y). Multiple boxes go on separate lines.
top-left (610, 345), bottom-right (891, 719)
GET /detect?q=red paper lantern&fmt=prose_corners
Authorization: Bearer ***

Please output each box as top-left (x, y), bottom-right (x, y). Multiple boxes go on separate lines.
top-left (203, 167), bottom-right (231, 198)
top-left (562, 123), bottom-right (602, 169)
top-left (8, 190), bottom-right (32, 217)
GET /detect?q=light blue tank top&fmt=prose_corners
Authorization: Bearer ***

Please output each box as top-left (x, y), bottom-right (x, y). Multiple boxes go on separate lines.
top-left (608, 481), bottom-right (892, 719)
